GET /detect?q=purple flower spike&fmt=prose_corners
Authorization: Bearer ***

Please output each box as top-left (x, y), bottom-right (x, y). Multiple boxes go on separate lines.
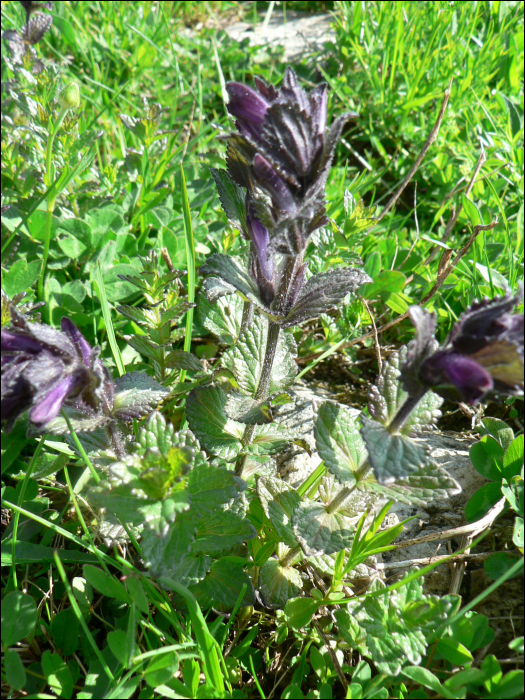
top-left (227, 83), bottom-right (269, 139)
top-left (1, 310), bottom-right (114, 433)
top-left (407, 287), bottom-right (524, 405)
top-left (61, 316), bottom-right (92, 365)
top-left (247, 205), bottom-right (273, 282)
top-left (253, 154), bottom-right (297, 217)
top-left (222, 68), bottom-right (352, 255)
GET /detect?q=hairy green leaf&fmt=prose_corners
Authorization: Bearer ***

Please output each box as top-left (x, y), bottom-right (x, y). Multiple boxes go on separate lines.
top-left (259, 557), bottom-right (303, 609)
top-left (293, 501), bottom-right (354, 556)
top-left (186, 386), bottom-right (244, 459)
top-left (361, 417), bottom-right (431, 483)
top-left (314, 402), bottom-right (366, 484)
top-left (257, 477), bottom-right (301, 548)
top-left (222, 316), bottom-right (297, 396)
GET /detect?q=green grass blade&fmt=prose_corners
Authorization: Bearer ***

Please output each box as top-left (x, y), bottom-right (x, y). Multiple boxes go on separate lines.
top-left (180, 163), bottom-right (196, 384)
top-left (161, 580), bottom-right (225, 695)
top-left (95, 262), bottom-right (125, 377)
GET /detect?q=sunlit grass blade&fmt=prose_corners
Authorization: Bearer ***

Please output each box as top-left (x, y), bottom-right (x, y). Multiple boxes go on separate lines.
top-left (179, 163), bottom-right (196, 384)
top-left (160, 580), bottom-right (225, 695)
top-left (95, 262), bottom-right (125, 377)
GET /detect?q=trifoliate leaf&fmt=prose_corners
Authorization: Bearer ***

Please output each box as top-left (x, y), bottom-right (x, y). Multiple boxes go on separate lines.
top-left (186, 386), bottom-right (244, 459)
top-left (360, 417), bottom-right (431, 484)
top-left (191, 511), bottom-right (256, 556)
top-left (257, 477), bottom-right (301, 548)
top-left (292, 501), bottom-right (354, 556)
top-left (314, 402), bottom-right (367, 485)
top-left (362, 462), bottom-right (461, 506)
top-left (282, 268), bottom-right (371, 327)
top-left (259, 557), bottom-right (303, 609)
top-left (222, 316), bottom-right (297, 396)
top-left (368, 347), bottom-right (442, 434)
top-left (210, 168), bottom-right (247, 233)
top-left (113, 372), bottom-right (169, 420)
top-left (196, 290), bottom-right (243, 346)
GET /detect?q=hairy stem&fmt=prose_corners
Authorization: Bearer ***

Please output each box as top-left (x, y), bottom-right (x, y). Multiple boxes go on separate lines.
top-left (326, 459), bottom-right (371, 514)
top-left (235, 255), bottom-right (305, 477)
top-left (387, 388), bottom-right (429, 435)
top-left (239, 300), bottom-right (254, 337)
top-left (106, 423), bottom-right (127, 460)
top-left (280, 545), bottom-right (302, 568)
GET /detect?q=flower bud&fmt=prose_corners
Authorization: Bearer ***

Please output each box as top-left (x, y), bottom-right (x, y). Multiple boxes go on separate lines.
top-left (59, 82), bottom-right (80, 110)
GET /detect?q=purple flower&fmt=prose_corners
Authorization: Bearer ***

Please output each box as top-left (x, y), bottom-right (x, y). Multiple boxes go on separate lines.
top-left (1, 311), bottom-right (113, 432)
top-left (409, 289), bottom-right (524, 405)
top-left (224, 68), bottom-right (355, 254)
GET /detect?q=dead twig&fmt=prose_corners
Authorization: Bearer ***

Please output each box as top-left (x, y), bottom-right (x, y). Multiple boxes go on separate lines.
top-left (424, 148), bottom-right (487, 266)
top-left (362, 298), bottom-right (382, 375)
top-left (391, 497), bottom-right (506, 551)
top-left (312, 618), bottom-right (349, 694)
top-left (375, 550), bottom-right (496, 571)
top-left (368, 80), bottom-right (452, 229)
top-left (396, 181), bottom-right (420, 271)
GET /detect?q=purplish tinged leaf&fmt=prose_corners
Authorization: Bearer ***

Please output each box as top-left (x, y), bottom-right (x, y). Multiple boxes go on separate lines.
top-left (210, 168), bottom-right (247, 233)
top-left (360, 417), bottom-right (431, 484)
top-left (200, 254), bottom-right (273, 315)
top-left (222, 316), bottom-right (297, 396)
top-left (368, 347), bottom-right (443, 434)
top-left (257, 477), bottom-right (301, 548)
top-left (314, 402), bottom-right (367, 484)
top-left (186, 386), bottom-right (244, 459)
top-left (282, 268), bottom-right (371, 327)
top-left (259, 557), bottom-right (303, 609)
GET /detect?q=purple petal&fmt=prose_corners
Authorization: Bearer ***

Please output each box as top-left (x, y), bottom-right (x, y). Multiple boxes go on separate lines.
top-left (1, 330), bottom-right (43, 354)
top-left (226, 83), bottom-right (269, 126)
top-left (61, 317), bottom-right (92, 365)
top-left (253, 154), bottom-right (297, 217)
top-left (311, 84), bottom-right (328, 137)
top-left (29, 375), bottom-right (74, 426)
top-left (247, 206), bottom-right (273, 281)
top-left (421, 352), bottom-right (493, 405)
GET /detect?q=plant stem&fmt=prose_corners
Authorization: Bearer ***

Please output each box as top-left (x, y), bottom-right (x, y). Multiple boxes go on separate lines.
top-left (38, 106), bottom-right (68, 303)
top-left (280, 545), bottom-right (302, 568)
top-left (387, 388), bottom-right (429, 434)
top-left (239, 300), bottom-right (254, 337)
top-left (106, 423), bottom-right (127, 460)
top-left (326, 459), bottom-right (371, 514)
top-left (235, 256), bottom-right (304, 477)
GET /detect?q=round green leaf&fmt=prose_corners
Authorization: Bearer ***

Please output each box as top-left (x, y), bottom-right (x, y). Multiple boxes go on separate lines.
top-left (1, 591), bottom-right (38, 646)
